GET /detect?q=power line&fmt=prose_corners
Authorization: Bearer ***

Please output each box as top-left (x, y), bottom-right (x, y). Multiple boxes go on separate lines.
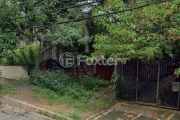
top-left (9, 0), bottom-right (149, 21)
top-left (9, 1), bottom-right (101, 21)
top-left (7, 0), bottom-right (170, 33)
top-left (31, 1), bottom-right (147, 25)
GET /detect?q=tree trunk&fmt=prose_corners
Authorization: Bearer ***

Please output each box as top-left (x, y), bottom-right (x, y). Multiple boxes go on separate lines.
top-left (84, 24), bottom-right (89, 53)
top-left (83, 13), bottom-right (90, 54)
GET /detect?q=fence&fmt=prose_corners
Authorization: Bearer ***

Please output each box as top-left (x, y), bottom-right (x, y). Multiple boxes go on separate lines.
top-left (117, 56), bottom-right (180, 109)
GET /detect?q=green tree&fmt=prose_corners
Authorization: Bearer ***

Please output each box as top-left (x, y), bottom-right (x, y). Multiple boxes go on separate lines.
top-left (0, 0), bottom-right (86, 56)
top-left (92, 0), bottom-right (180, 63)
top-left (0, 0), bottom-right (19, 56)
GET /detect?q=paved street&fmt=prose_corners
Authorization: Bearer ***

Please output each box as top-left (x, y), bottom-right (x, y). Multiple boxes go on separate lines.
top-left (0, 104), bottom-right (50, 120)
top-left (89, 103), bottom-right (180, 120)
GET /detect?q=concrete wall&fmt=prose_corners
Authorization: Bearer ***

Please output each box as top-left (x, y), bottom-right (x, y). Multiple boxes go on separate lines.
top-left (0, 66), bottom-right (29, 80)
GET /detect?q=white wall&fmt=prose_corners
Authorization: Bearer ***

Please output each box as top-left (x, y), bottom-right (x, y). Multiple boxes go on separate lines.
top-left (0, 66), bottom-right (29, 80)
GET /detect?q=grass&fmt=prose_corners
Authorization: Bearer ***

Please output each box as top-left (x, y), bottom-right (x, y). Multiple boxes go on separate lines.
top-left (0, 84), bottom-right (16, 97)
top-left (32, 86), bottom-right (114, 113)
top-left (0, 76), bottom-right (115, 120)
top-left (68, 113), bottom-right (81, 120)
top-left (10, 78), bottom-right (30, 86)
top-left (0, 78), bottom-right (29, 97)
top-left (38, 110), bottom-right (66, 120)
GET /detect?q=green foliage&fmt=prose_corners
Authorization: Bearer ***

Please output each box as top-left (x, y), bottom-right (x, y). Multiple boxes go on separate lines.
top-left (68, 113), bottom-right (81, 120)
top-left (81, 76), bottom-right (109, 91)
top-left (30, 70), bottom-right (72, 91)
top-left (30, 70), bottom-right (96, 100)
top-left (29, 67), bottom-right (114, 116)
top-left (32, 86), bottom-right (114, 112)
top-left (1, 44), bottom-right (39, 65)
top-left (0, 84), bottom-right (14, 96)
top-left (1, 0), bottom-right (85, 50)
top-left (175, 68), bottom-right (180, 76)
top-left (44, 22), bottom-right (84, 47)
top-left (10, 78), bottom-right (30, 86)
top-left (19, 47), bottom-right (37, 75)
top-left (92, 0), bottom-right (180, 63)
top-left (0, 44), bottom-right (39, 75)
top-left (0, 32), bottom-right (18, 56)
top-left (0, 69), bottom-right (2, 89)
top-left (0, 0), bottom-right (86, 57)
top-left (30, 69), bottom-right (111, 112)
top-left (0, 69), bottom-right (2, 82)
top-left (113, 75), bottom-right (123, 98)
top-left (4, 51), bottom-right (19, 65)
top-left (113, 75), bottom-right (135, 99)
top-left (0, 84), bottom-right (2, 90)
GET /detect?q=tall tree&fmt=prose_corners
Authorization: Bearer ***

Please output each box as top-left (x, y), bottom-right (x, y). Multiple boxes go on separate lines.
top-left (0, 0), bottom-right (87, 54)
top-left (0, 0), bottom-right (19, 56)
top-left (92, 0), bottom-right (180, 63)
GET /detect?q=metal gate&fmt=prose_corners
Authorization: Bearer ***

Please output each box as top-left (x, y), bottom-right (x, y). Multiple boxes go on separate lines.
top-left (118, 56), bottom-right (180, 109)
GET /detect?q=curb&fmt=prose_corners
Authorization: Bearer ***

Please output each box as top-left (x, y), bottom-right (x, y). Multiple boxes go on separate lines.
top-left (1, 96), bottom-right (72, 120)
top-left (87, 102), bottom-right (180, 120)
top-left (86, 103), bottom-right (120, 120)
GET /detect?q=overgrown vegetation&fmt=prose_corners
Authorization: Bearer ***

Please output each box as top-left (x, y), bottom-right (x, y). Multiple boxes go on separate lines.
top-left (30, 70), bottom-right (113, 112)
top-left (0, 44), bottom-right (39, 75)
top-left (92, 0), bottom-right (180, 63)
top-left (113, 75), bottom-right (134, 99)
top-left (1, 45), bottom-right (39, 64)
top-left (32, 86), bottom-right (114, 112)
top-left (113, 75), bottom-right (123, 98)
top-left (0, 85), bottom-right (15, 96)
top-left (0, 79), bottom-right (22, 97)
top-left (80, 76), bottom-right (108, 91)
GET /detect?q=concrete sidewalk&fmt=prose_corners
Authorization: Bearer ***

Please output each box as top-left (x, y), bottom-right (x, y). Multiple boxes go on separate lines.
top-left (88, 103), bottom-right (180, 120)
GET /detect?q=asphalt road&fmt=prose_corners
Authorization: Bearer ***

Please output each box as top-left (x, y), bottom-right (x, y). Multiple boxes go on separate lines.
top-left (0, 111), bottom-right (49, 120)
top-left (0, 104), bottom-right (50, 120)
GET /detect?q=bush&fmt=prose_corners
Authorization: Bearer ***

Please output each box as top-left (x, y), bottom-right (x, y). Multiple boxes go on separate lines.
top-left (113, 75), bottom-right (123, 98)
top-left (19, 46), bottom-right (37, 75)
top-left (113, 75), bottom-right (134, 99)
top-left (30, 70), bottom-right (97, 100)
top-left (30, 70), bottom-right (110, 101)
top-left (1, 44), bottom-right (39, 64)
top-left (0, 44), bottom-right (39, 75)
top-left (0, 84), bottom-right (2, 90)
top-left (4, 51), bottom-right (19, 65)
top-left (81, 76), bottom-right (108, 91)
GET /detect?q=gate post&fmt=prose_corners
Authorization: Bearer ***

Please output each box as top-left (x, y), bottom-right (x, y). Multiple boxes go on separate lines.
top-left (136, 59), bottom-right (139, 102)
top-left (156, 61), bottom-right (160, 105)
top-left (178, 81), bottom-right (180, 109)
top-left (114, 62), bottom-right (120, 77)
